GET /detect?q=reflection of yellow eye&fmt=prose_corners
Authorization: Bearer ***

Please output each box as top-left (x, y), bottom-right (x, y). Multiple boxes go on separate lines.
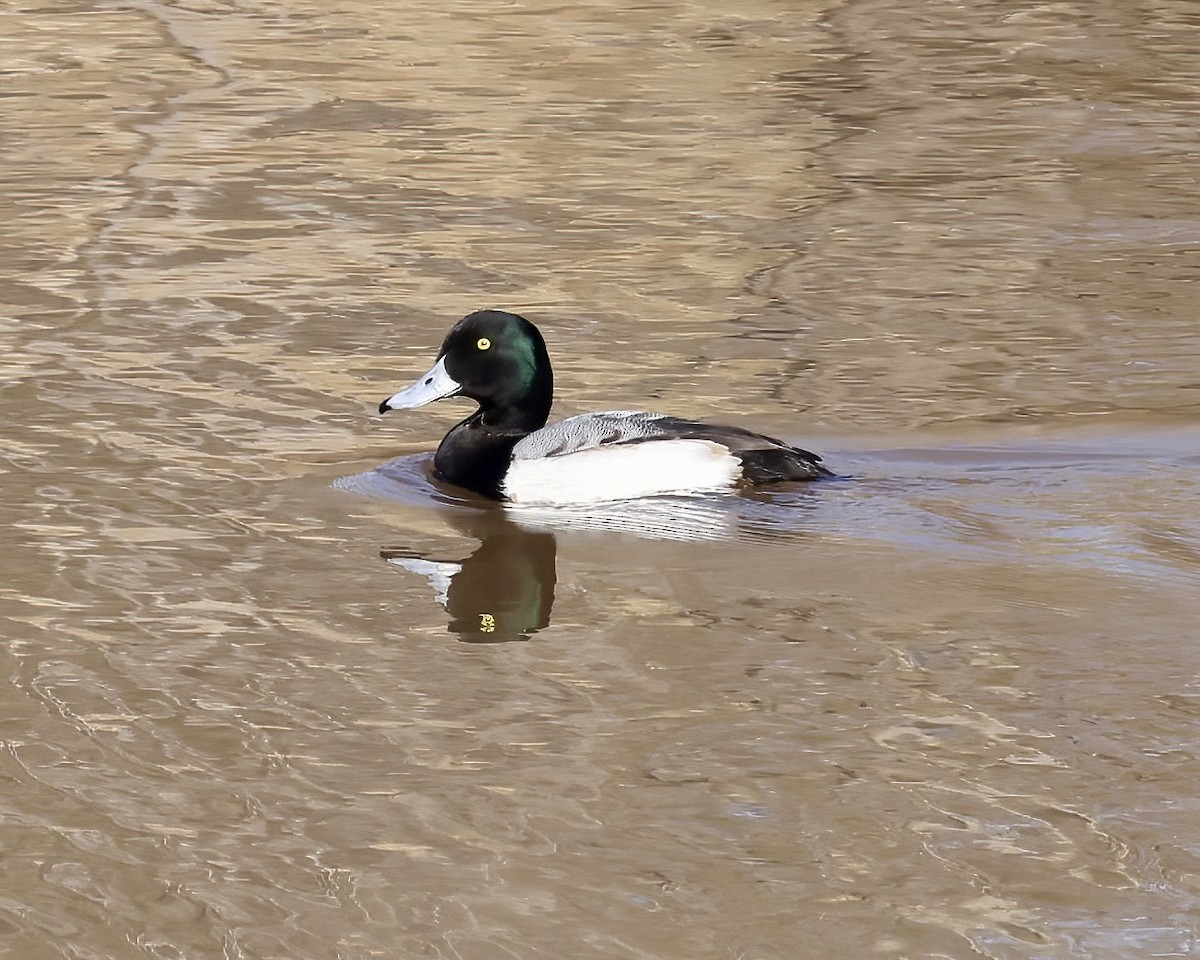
top-left (476, 337), bottom-right (491, 351)
top-left (479, 613), bottom-right (496, 633)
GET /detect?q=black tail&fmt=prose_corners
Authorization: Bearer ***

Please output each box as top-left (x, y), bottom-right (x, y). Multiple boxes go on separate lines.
top-left (737, 446), bottom-right (837, 483)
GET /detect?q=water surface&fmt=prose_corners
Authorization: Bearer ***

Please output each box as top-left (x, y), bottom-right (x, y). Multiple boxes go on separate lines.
top-left (2, 1), bottom-right (1199, 958)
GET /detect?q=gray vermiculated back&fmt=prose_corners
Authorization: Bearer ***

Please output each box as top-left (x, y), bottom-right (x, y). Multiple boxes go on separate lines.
top-left (511, 412), bottom-right (671, 459)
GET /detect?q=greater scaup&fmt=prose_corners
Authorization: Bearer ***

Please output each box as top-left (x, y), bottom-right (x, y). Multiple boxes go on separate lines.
top-left (378, 310), bottom-right (834, 505)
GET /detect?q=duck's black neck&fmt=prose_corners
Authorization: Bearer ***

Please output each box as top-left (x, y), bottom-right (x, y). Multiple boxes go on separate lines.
top-left (433, 409), bottom-right (538, 500)
top-left (479, 403), bottom-right (547, 433)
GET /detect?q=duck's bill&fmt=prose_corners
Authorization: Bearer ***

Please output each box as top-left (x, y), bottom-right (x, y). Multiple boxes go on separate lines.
top-left (379, 356), bottom-right (461, 413)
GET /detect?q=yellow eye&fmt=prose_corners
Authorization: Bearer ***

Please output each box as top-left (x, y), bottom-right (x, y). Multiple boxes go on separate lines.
top-left (476, 337), bottom-right (491, 351)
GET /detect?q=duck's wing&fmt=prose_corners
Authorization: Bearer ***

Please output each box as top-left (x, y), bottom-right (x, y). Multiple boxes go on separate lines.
top-left (512, 412), bottom-right (833, 481)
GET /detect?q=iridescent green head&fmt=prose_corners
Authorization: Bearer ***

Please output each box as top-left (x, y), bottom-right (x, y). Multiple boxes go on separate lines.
top-left (379, 310), bottom-right (554, 430)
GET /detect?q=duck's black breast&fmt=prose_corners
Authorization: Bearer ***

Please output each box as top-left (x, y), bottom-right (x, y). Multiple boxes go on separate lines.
top-left (433, 418), bottom-right (527, 500)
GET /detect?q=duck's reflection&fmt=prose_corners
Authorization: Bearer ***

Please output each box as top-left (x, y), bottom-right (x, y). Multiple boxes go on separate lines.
top-left (356, 453), bottom-right (823, 640)
top-left (382, 516), bottom-right (557, 643)
top-left (368, 463), bottom-right (740, 641)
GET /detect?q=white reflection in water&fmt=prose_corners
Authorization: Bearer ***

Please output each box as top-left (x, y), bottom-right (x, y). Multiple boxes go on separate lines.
top-left (506, 497), bottom-right (735, 542)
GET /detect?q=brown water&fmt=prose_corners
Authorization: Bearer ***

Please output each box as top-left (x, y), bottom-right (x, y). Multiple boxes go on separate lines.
top-left (3, 0), bottom-right (1199, 957)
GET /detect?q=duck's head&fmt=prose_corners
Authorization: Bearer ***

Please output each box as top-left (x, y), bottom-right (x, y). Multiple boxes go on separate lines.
top-left (379, 310), bottom-right (554, 430)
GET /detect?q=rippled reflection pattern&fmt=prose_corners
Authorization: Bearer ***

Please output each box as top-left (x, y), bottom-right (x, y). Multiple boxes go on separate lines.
top-left (3, 0), bottom-right (1200, 958)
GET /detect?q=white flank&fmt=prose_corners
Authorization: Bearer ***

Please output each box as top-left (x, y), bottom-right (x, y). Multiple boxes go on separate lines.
top-left (501, 439), bottom-right (741, 506)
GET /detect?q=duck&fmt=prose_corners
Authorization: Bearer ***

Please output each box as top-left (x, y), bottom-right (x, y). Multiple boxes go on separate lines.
top-left (378, 310), bottom-right (834, 505)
